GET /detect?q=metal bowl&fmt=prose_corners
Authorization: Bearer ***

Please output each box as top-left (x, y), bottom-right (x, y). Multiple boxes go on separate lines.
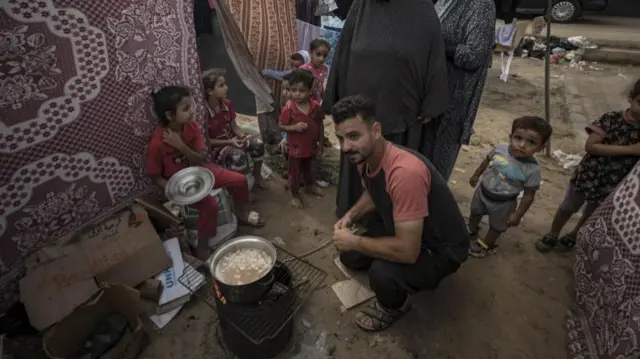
top-left (209, 236), bottom-right (277, 284)
top-left (165, 166), bottom-right (215, 205)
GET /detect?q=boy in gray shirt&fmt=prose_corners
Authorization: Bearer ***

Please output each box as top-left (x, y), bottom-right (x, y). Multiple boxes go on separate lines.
top-left (468, 116), bottom-right (553, 257)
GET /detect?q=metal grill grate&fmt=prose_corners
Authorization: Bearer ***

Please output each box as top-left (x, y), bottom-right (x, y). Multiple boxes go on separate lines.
top-left (178, 245), bottom-right (327, 344)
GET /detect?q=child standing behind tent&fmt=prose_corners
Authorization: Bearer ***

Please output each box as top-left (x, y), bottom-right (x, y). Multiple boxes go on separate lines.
top-left (536, 78), bottom-right (640, 252)
top-left (279, 69), bottom-right (325, 208)
top-left (262, 50), bottom-right (310, 81)
top-left (202, 68), bottom-right (267, 190)
top-left (299, 38), bottom-right (330, 103)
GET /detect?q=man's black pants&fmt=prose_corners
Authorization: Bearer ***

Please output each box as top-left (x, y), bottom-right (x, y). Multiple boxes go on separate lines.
top-left (340, 249), bottom-right (460, 309)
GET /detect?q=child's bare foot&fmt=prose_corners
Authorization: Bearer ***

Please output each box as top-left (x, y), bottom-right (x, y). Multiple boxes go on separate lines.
top-left (305, 185), bottom-right (324, 197)
top-left (290, 197), bottom-right (304, 209)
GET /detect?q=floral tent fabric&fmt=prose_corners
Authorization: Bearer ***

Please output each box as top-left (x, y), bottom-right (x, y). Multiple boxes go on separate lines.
top-left (0, 0), bottom-right (205, 311)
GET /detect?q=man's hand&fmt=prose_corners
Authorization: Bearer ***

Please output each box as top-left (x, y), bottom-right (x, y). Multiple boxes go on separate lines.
top-left (333, 227), bottom-right (360, 252)
top-left (334, 213), bottom-right (353, 232)
top-left (507, 213), bottom-right (522, 227)
top-left (163, 129), bottom-right (186, 150)
top-left (469, 175), bottom-right (479, 187)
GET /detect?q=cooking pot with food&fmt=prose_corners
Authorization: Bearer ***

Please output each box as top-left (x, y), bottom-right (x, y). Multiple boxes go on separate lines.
top-left (209, 236), bottom-right (278, 304)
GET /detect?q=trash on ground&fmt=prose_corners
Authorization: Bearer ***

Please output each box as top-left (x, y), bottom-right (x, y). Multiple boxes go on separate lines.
top-left (553, 149), bottom-right (583, 169)
top-left (271, 236), bottom-right (287, 247)
top-left (516, 35), bottom-right (601, 70)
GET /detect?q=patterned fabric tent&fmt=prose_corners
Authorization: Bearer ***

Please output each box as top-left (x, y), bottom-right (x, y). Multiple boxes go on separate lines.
top-left (223, 0), bottom-right (297, 144)
top-left (0, 0), bottom-right (206, 311)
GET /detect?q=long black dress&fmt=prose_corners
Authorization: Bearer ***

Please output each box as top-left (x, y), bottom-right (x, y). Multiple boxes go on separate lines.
top-left (322, 0), bottom-right (449, 218)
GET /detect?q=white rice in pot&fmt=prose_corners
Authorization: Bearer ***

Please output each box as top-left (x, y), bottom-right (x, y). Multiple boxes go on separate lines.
top-left (215, 248), bottom-right (272, 285)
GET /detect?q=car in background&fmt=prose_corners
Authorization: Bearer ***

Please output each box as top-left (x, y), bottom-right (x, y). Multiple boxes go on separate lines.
top-left (516, 0), bottom-right (609, 23)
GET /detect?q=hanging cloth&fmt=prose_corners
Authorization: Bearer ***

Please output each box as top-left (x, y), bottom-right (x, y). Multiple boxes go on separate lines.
top-left (215, 0), bottom-right (273, 105)
top-left (297, 0), bottom-right (321, 26)
top-left (315, 0), bottom-right (338, 16)
top-left (193, 0), bottom-right (214, 36)
top-left (296, 19), bottom-right (323, 53)
top-left (332, 0), bottom-right (355, 20)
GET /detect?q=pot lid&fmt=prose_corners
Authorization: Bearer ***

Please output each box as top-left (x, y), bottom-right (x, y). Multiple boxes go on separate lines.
top-left (165, 166), bottom-right (215, 205)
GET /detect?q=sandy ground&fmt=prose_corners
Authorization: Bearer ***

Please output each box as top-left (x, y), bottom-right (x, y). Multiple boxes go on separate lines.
top-left (135, 57), bottom-right (640, 359)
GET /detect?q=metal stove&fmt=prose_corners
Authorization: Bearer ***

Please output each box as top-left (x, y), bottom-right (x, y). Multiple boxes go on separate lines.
top-left (179, 244), bottom-right (326, 359)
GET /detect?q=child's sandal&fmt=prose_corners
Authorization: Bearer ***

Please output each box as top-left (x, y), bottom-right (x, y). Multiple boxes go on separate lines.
top-left (535, 234), bottom-right (558, 253)
top-left (468, 239), bottom-right (497, 258)
top-left (557, 233), bottom-right (577, 251)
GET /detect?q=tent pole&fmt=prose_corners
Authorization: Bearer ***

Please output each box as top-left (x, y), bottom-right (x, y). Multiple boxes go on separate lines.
top-left (544, 0), bottom-right (552, 157)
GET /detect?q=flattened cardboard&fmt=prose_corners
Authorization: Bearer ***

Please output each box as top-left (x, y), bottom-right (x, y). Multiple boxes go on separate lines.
top-left (43, 285), bottom-right (149, 359)
top-left (332, 257), bottom-right (375, 309)
top-left (20, 205), bottom-right (171, 330)
top-left (331, 279), bottom-right (375, 309)
top-left (20, 256), bottom-right (100, 331)
top-left (333, 256), bottom-right (371, 288)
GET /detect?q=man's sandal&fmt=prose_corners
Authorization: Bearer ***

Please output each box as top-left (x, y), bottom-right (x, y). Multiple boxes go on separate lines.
top-left (354, 300), bottom-right (410, 332)
top-left (468, 239), bottom-right (497, 258)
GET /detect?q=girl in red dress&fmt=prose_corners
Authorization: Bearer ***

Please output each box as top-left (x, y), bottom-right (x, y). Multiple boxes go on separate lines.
top-left (146, 86), bottom-right (265, 259)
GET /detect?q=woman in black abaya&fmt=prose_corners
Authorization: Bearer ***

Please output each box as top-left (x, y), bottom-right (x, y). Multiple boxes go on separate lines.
top-left (323, 0), bottom-right (449, 218)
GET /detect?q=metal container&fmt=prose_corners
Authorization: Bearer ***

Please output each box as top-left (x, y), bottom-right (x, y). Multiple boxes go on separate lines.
top-left (165, 166), bottom-right (215, 205)
top-left (182, 188), bottom-right (237, 249)
top-left (209, 236), bottom-right (278, 304)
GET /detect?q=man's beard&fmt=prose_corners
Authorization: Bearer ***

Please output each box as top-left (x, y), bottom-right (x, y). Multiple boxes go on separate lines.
top-left (345, 149), bottom-right (369, 164)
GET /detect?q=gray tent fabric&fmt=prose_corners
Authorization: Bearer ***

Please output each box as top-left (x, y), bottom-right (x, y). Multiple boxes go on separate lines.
top-left (196, 13), bottom-right (257, 115)
top-left (215, 0), bottom-right (273, 108)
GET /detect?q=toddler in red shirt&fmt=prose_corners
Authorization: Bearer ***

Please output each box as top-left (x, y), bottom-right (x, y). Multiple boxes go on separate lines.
top-left (279, 69), bottom-right (325, 208)
top-left (146, 86), bottom-right (264, 260)
top-left (298, 38), bottom-right (330, 103)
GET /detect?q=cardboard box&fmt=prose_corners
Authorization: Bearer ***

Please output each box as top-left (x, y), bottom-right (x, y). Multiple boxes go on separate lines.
top-left (43, 285), bottom-right (149, 359)
top-left (20, 205), bottom-right (172, 330)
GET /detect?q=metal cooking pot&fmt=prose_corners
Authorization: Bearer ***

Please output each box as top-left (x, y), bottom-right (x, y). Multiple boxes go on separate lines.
top-left (209, 236), bottom-right (278, 304)
top-left (165, 167), bottom-right (215, 206)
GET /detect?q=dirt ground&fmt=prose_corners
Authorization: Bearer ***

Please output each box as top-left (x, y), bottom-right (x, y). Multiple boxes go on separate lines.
top-left (138, 58), bottom-right (640, 359)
